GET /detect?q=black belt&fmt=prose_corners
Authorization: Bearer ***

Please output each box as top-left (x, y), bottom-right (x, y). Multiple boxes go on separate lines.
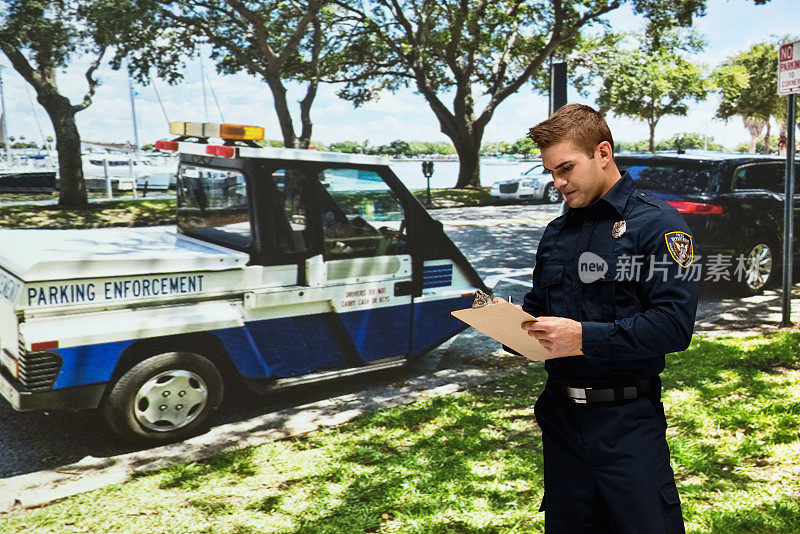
top-left (549, 376), bottom-right (660, 404)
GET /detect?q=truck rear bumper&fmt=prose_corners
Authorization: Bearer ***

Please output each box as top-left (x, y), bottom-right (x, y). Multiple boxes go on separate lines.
top-left (0, 369), bottom-right (105, 411)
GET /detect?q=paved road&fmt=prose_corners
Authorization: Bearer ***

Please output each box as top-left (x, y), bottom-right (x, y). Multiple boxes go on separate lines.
top-left (0, 202), bottom-right (779, 479)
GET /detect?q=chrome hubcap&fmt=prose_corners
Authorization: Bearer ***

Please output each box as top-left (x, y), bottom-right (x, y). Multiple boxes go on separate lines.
top-left (547, 186), bottom-right (561, 203)
top-left (745, 244), bottom-right (772, 291)
top-left (134, 370), bottom-right (208, 432)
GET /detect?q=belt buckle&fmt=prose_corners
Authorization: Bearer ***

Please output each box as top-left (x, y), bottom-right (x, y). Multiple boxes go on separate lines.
top-left (565, 386), bottom-right (588, 404)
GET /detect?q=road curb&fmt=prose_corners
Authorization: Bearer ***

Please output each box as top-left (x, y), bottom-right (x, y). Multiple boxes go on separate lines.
top-left (0, 365), bottom-right (514, 513)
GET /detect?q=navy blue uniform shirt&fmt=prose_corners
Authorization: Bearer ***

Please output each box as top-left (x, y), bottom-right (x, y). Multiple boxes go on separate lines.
top-left (522, 172), bottom-right (699, 386)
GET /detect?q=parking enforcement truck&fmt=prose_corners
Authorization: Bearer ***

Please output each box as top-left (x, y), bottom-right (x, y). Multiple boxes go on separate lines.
top-left (0, 122), bottom-right (487, 443)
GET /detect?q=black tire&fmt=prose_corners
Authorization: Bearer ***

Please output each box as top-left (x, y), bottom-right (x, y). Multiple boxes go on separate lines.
top-left (102, 352), bottom-right (224, 443)
top-left (544, 184), bottom-right (562, 204)
top-left (735, 240), bottom-right (780, 296)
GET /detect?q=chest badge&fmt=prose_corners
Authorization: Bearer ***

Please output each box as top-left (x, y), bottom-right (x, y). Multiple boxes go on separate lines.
top-left (611, 220), bottom-right (626, 238)
top-left (665, 231), bottom-right (694, 267)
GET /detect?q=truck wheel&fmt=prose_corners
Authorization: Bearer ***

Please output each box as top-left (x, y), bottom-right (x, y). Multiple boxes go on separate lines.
top-left (103, 352), bottom-right (224, 443)
top-left (544, 184), bottom-right (562, 204)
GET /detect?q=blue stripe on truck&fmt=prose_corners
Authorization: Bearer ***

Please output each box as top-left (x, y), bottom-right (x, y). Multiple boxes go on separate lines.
top-left (47, 298), bottom-right (466, 389)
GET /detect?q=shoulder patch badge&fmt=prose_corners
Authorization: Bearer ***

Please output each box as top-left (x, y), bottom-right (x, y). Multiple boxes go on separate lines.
top-left (665, 231), bottom-right (693, 267)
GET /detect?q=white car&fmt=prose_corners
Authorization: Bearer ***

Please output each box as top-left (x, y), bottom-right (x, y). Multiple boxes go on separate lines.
top-left (490, 163), bottom-right (562, 203)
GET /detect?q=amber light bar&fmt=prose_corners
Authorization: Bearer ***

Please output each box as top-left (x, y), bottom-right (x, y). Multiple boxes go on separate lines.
top-left (169, 121), bottom-right (265, 141)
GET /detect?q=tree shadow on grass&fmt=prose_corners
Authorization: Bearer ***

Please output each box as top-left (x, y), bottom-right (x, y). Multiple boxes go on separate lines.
top-left (662, 333), bottom-right (800, 529)
top-left (240, 371), bottom-right (548, 534)
top-left (686, 494), bottom-right (800, 534)
top-left (159, 446), bottom-right (258, 490)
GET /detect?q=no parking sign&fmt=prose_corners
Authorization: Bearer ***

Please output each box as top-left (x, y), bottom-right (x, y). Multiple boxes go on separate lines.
top-left (778, 41), bottom-right (800, 95)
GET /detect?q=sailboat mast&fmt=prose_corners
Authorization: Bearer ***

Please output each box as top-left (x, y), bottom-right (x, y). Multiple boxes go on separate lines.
top-left (128, 79), bottom-right (140, 155)
top-left (200, 54), bottom-right (209, 122)
top-left (0, 66), bottom-right (10, 162)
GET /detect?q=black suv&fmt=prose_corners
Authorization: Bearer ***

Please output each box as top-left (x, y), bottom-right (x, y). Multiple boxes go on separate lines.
top-left (615, 152), bottom-right (798, 295)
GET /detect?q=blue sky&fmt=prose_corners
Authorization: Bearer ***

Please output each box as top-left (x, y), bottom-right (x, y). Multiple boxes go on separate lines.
top-left (0, 0), bottom-right (797, 149)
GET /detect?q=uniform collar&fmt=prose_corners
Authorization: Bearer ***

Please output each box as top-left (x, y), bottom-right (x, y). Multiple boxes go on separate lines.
top-left (596, 172), bottom-right (634, 216)
top-left (563, 172), bottom-right (634, 220)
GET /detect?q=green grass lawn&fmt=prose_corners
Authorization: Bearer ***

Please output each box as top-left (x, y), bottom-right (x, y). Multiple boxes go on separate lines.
top-left (0, 189), bottom-right (494, 229)
top-left (411, 188), bottom-right (495, 208)
top-left (2, 333), bottom-right (799, 533)
top-left (0, 198), bottom-right (176, 228)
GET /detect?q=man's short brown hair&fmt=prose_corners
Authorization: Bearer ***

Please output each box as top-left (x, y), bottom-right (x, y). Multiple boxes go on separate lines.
top-left (527, 104), bottom-right (614, 158)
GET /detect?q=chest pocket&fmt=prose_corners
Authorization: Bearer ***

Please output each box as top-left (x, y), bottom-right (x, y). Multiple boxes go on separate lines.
top-left (581, 254), bottom-right (616, 321)
top-left (540, 261), bottom-right (564, 316)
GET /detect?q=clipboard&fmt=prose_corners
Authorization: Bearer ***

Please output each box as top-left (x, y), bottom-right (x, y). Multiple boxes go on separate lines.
top-left (451, 292), bottom-right (582, 361)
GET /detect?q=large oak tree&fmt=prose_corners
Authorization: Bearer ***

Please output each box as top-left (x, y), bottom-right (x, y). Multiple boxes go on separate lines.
top-left (0, 1), bottom-right (112, 207)
top-left (331, 0), bottom-right (712, 188)
top-left (125, 0), bottom-right (344, 149)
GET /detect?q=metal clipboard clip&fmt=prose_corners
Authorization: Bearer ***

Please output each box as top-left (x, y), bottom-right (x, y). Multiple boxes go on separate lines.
top-left (471, 289), bottom-right (493, 308)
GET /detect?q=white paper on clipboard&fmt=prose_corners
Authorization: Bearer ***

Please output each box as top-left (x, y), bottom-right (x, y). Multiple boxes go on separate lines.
top-left (451, 300), bottom-right (582, 361)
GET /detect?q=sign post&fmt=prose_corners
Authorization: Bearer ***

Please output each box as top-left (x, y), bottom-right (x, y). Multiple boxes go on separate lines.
top-left (778, 41), bottom-right (800, 326)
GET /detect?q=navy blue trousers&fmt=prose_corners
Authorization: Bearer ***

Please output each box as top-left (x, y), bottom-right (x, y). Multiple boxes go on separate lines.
top-left (534, 386), bottom-right (685, 534)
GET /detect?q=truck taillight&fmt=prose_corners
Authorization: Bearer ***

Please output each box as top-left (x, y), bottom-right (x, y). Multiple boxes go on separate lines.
top-left (665, 200), bottom-right (724, 215)
top-left (154, 140), bottom-right (179, 151)
top-left (31, 340), bottom-right (59, 351)
top-left (205, 145), bottom-right (236, 158)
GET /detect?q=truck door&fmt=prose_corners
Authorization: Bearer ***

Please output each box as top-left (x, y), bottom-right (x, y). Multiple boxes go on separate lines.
top-left (313, 167), bottom-right (412, 362)
top-left (246, 165), bottom-right (412, 378)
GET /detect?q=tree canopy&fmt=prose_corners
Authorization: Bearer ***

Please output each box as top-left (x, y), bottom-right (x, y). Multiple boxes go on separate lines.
top-left (329, 0), bottom-right (714, 187)
top-left (114, 0), bottom-right (342, 148)
top-left (587, 29), bottom-right (710, 152)
top-left (712, 40), bottom-right (791, 154)
top-left (0, 0), bottom-right (115, 206)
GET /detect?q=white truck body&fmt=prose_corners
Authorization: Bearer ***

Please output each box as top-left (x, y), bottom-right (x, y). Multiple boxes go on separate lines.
top-left (0, 130), bottom-right (486, 441)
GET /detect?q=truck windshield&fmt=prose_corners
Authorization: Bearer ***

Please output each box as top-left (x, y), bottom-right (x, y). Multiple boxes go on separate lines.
top-left (176, 166), bottom-right (251, 250)
top-left (319, 168), bottom-right (406, 259)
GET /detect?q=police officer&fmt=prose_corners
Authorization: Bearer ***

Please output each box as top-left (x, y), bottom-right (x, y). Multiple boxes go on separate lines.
top-left (496, 104), bottom-right (698, 533)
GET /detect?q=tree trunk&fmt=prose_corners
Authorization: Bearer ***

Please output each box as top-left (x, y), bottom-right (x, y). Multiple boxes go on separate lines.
top-left (451, 130), bottom-right (482, 189)
top-left (742, 116), bottom-right (765, 154)
top-left (648, 121), bottom-right (656, 153)
top-left (763, 121), bottom-right (771, 154)
top-left (40, 94), bottom-right (87, 208)
top-left (779, 127), bottom-right (788, 156)
top-left (748, 133), bottom-right (758, 154)
top-left (264, 75), bottom-right (300, 148)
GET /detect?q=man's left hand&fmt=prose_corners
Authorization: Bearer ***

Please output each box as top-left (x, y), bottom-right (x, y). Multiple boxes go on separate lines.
top-left (522, 317), bottom-right (582, 354)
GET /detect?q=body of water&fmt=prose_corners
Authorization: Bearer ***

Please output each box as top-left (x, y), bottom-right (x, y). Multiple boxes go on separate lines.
top-left (389, 160), bottom-right (538, 190)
